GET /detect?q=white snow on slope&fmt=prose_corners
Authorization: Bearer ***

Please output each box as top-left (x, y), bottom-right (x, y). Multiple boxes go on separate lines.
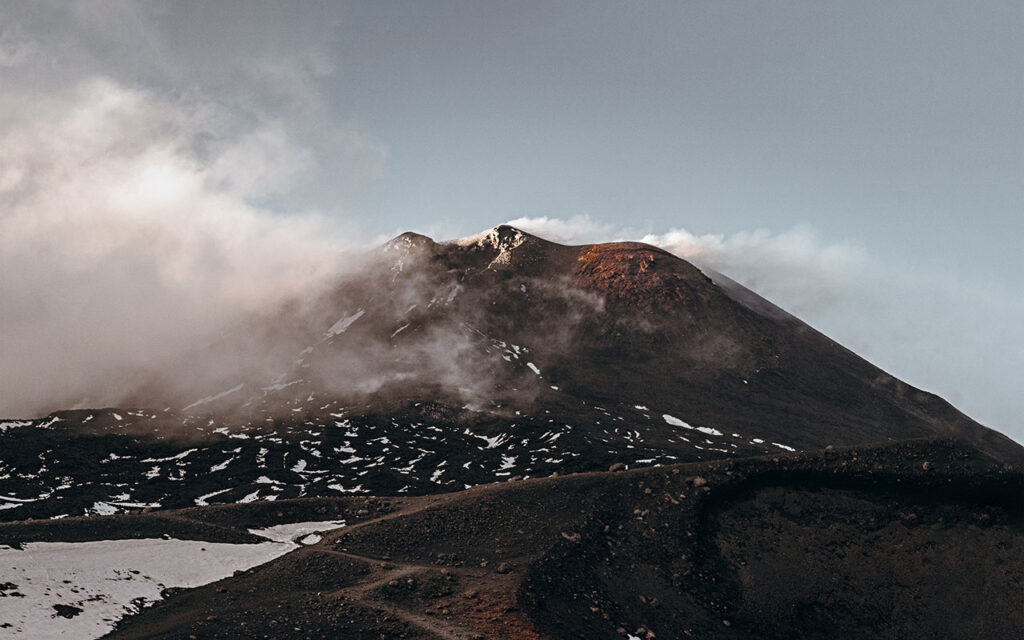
top-left (248, 520), bottom-right (346, 544)
top-left (661, 413), bottom-right (688, 427)
top-left (463, 428), bottom-right (506, 449)
top-left (0, 541), bottom-right (269, 639)
top-left (193, 487), bottom-right (231, 506)
top-left (390, 323), bottom-right (410, 338)
top-left (326, 309), bottom-right (365, 336)
top-left (662, 413), bottom-right (724, 436)
top-left (261, 379), bottom-right (303, 393)
top-left (0, 496), bottom-right (36, 504)
top-left (183, 384), bottom-right (244, 411)
top-left (445, 285), bottom-right (460, 304)
top-left (0, 520), bottom-right (347, 639)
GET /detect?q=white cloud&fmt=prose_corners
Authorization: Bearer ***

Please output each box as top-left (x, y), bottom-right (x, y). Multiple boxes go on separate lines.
top-left (206, 120), bottom-right (316, 199)
top-left (0, 3), bottom-right (390, 418)
top-left (504, 214), bottom-right (618, 245)
top-left (0, 75), bottom-right (353, 417)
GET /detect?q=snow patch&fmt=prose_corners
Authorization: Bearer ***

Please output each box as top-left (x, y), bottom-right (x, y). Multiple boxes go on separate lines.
top-left (390, 323), bottom-right (410, 338)
top-left (0, 537), bottom-right (301, 640)
top-left (662, 414), bottom-right (723, 436)
top-left (183, 384), bottom-right (244, 411)
top-left (193, 488), bottom-right (231, 506)
top-left (247, 520), bottom-right (346, 544)
top-left (326, 309), bottom-right (365, 336)
top-left (0, 421), bottom-right (32, 433)
top-left (261, 379), bottom-right (303, 393)
top-left (90, 502), bottom-right (117, 516)
top-left (445, 285), bottom-right (461, 304)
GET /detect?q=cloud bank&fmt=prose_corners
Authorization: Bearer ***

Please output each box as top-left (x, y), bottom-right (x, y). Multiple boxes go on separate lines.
top-left (0, 3), bottom-right (382, 417)
top-left (509, 215), bottom-right (1024, 441)
top-left (0, 76), bottom-right (355, 416)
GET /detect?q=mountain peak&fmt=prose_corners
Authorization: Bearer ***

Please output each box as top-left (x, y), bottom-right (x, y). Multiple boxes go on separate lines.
top-left (384, 231), bottom-right (435, 252)
top-left (442, 224), bottom-right (548, 268)
top-left (449, 224), bottom-right (533, 249)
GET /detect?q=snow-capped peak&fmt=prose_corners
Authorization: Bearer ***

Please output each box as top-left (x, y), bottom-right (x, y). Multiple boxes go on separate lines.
top-left (449, 225), bottom-right (530, 268)
top-left (450, 225), bottom-right (527, 250)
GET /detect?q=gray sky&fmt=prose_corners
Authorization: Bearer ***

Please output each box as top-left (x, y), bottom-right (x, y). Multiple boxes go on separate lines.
top-left (0, 1), bottom-right (1021, 439)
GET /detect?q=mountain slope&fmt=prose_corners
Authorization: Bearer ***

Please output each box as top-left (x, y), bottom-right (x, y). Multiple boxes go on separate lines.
top-left (257, 225), bottom-right (1018, 459)
top-left (0, 225), bottom-right (1019, 523)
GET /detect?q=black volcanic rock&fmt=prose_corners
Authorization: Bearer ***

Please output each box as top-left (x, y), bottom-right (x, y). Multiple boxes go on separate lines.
top-left (0, 225), bottom-right (1020, 523)
top-left (2, 439), bottom-right (1009, 640)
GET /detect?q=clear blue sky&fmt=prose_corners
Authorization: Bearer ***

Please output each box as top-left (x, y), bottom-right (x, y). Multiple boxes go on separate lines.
top-left (329, 1), bottom-right (1023, 288)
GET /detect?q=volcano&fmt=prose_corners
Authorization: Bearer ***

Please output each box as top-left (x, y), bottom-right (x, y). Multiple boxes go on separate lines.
top-left (0, 226), bottom-right (1021, 639)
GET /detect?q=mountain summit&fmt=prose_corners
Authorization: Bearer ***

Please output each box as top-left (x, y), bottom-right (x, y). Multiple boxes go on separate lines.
top-left (353, 224), bottom-right (1017, 459)
top-left (0, 226), bottom-right (1020, 522)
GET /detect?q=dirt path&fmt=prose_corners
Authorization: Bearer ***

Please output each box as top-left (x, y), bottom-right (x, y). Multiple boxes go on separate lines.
top-left (313, 546), bottom-right (486, 640)
top-left (316, 497), bottom-right (497, 640)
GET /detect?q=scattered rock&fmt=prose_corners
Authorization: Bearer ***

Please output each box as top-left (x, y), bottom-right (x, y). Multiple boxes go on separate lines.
top-left (52, 604), bottom-right (83, 619)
